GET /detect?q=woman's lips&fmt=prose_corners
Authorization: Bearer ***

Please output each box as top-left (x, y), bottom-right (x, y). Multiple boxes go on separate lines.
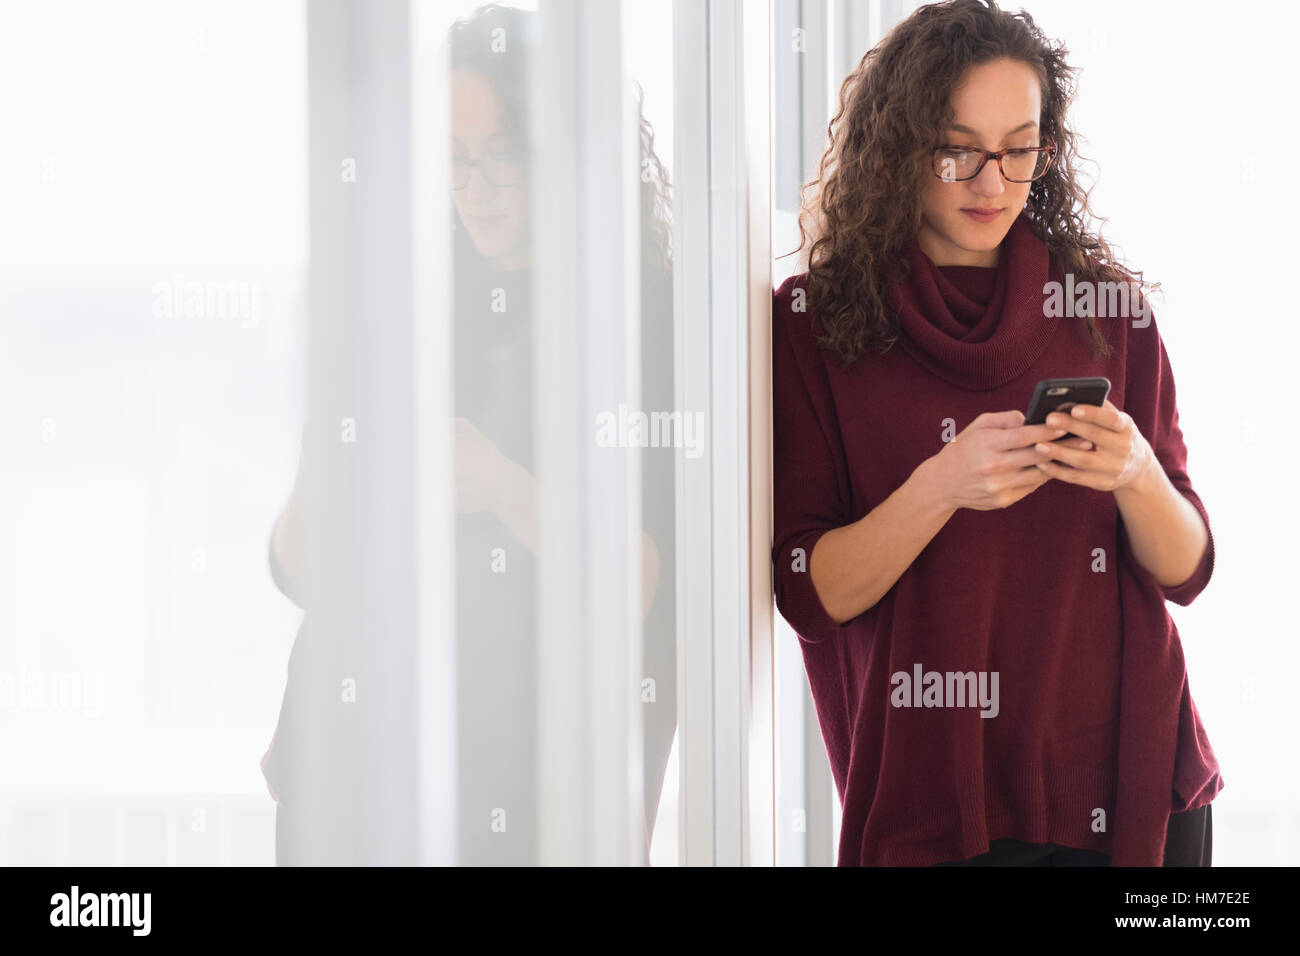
top-left (961, 208), bottom-right (1002, 223)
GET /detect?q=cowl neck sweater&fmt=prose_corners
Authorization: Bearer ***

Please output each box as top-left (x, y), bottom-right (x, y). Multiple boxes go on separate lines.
top-left (936, 264), bottom-right (997, 318)
top-left (892, 212), bottom-right (1057, 390)
top-left (771, 212), bottom-right (1222, 866)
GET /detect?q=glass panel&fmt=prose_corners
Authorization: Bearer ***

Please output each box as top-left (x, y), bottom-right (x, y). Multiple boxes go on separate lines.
top-left (624, 0), bottom-right (679, 868)
top-left (0, 0), bottom-right (685, 868)
top-left (440, 0), bottom-right (679, 864)
top-left (441, 0), bottom-right (540, 865)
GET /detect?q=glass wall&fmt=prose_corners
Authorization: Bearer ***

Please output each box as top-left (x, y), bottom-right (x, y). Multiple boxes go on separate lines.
top-left (0, 0), bottom-right (772, 867)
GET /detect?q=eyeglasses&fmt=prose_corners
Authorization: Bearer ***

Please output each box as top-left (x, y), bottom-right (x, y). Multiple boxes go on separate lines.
top-left (931, 139), bottom-right (1057, 183)
top-left (451, 149), bottom-right (525, 190)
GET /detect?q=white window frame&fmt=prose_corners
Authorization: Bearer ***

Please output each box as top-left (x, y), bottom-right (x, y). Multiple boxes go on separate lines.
top-left (674, 0), bottom-right (775, 867)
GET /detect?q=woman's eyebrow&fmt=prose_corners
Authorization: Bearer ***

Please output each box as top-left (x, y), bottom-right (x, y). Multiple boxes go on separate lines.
top-left (947, 121), bottom-right (1039, 140)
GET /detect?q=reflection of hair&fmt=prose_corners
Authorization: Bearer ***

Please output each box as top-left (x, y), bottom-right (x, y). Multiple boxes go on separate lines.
top-left (447, 4), bottom-right (532, 275)
top-left (634, 79), bottom-right (674, 282)
top-left (449, 3), bottom-right (531, 150)
top-left (794, 0), bottom-right (1139, 366)
top-left (447, 3), bottom-right (673, 282)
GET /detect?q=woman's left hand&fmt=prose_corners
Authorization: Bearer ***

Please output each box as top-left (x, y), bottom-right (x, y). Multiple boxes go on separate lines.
top-left (1032, 399), bottom-right (1156, 492)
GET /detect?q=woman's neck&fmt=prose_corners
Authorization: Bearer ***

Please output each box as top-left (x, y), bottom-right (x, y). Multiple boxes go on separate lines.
top-left (916, 224), bottom-right (1001, 268)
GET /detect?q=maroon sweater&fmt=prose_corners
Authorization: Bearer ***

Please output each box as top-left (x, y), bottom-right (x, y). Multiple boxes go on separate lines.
top-left (771, 213), bottom-right (1222, 866)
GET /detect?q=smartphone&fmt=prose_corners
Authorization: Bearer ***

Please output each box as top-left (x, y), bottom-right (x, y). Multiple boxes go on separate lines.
top-left (1025, 376), bottom-right (1111, 439)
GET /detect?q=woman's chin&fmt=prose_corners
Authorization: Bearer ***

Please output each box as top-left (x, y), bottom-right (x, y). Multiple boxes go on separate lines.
top-left (465, 233), bottom-right (514, 261)
top-left (948, 221), bottom-right (1009, 251)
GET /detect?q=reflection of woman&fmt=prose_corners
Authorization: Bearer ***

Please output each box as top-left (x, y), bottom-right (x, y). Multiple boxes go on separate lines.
top-left (772, 0), bottom-right (1220, 867)
top-left (445, 3), bottom-right (678, 863)
top-left (262, 2), bottom-right (678, 864)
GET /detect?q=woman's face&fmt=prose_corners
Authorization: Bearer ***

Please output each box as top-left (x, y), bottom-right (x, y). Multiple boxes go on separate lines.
top-left (450, 68), bottom-right (530, 269)
top-left (916, 57), bottom-right (1043, 268)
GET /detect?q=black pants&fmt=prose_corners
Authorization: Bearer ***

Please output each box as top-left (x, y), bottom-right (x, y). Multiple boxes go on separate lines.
top-left (931, 804), bottom-right (1212, 867)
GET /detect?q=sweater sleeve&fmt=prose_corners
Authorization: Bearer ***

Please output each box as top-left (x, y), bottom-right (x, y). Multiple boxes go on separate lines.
top-left (771, 276), bottom-right (856, 642)
top-left (1124, 307), bottom-right (1215, 606)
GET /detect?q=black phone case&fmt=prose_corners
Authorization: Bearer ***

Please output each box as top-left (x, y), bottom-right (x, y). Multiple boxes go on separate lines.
top-left (1025, 377), bottom-right (1111, 437)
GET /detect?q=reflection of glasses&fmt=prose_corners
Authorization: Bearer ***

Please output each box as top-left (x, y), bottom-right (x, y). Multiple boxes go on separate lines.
top-left (931, 140), bottom-right (1056, 183)
top-left (451, 150), bottom-right (525, 189)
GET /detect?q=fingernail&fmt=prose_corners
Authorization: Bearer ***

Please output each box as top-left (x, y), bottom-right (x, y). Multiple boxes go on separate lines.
top-left (1071, 406), bottom-right (1084, 416)
top-left (1053, 428), bottom-right (1066, 436)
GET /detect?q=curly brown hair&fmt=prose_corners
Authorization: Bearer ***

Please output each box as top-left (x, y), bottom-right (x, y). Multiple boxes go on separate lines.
top-left (791, 0), bottom-right (1154, 367)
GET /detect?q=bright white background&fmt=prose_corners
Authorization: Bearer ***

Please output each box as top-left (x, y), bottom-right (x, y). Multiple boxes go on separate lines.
top-left (0, 0), bottom-right (307, 863)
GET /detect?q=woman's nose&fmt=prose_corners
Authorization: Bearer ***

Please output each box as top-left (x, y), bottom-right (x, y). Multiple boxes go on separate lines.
top-left (465, 166), bottom-right (496, 200)
top-left (971, 157), bottom-right (1006, 197)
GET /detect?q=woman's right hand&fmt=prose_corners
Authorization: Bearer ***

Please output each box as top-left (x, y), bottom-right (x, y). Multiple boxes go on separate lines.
top-left (928, 410), bottom-right (1091, 512)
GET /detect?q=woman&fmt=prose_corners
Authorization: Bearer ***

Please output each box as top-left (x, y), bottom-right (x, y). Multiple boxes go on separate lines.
top-left (262, 2), bottom-right (679, 864)
top-left (772, 0), bottom-right (1220, 867)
